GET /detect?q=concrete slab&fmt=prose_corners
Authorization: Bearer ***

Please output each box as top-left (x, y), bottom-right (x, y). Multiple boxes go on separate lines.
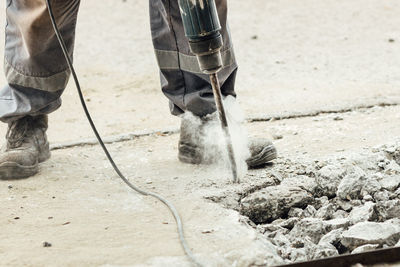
top-left (1, 0), bottom-right (400, 142)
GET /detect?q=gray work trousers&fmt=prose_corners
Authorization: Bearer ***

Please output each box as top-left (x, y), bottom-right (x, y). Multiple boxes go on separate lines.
top-left (1, 0), bottom-right (238, 123)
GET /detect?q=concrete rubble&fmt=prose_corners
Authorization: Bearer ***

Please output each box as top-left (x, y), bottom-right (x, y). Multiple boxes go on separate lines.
top-left (211, 140), bottom-right (400, 264)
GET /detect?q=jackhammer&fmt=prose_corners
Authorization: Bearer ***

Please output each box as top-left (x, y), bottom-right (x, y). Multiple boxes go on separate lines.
top-left (178, 0), bottom-right (239, 183)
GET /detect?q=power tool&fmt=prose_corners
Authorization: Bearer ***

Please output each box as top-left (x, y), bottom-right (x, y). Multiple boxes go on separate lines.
top-left (178, 0), bottom-right (239, 183)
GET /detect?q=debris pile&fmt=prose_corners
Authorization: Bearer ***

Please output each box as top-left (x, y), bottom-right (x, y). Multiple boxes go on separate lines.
top-left (209, 140), bottom-right (400, 264)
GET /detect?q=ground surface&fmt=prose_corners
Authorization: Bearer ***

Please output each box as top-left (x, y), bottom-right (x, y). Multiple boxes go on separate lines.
top-left (1, 0), bottom-right (400, 266)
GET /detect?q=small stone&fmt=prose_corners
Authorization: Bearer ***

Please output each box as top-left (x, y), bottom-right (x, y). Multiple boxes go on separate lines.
top-left (361, 177), bottom-right (382, 197)
top-left (282, 247), bottom-right (308, 262)
top-left (341, 221), bottom-right (400, 250)
top-left (43, 242), bottom-right (52, 247)
top-left (332, 210), bottom-right (349, 219)
top-left (319, 228), bottom-right (343, 246)
top-left (311, 243), bottom-right (339, 260)
top-left (348, 201), bottom-right (377, 224)
top-left (351, 244), bottom-right (379, 254)
top-left (379, 175), bottom-right (400, 191)
top-left (315, 203), bottom-right (337, 220)
top-left (257, 224), bottom-right (286, 234)
top-left (374, 190), bottom-right (391, 202)
top-left (350, 199), bottom-right (362, 206)
top-left (324, 218), bottom-right (351, 230)
top-left (291, 238), bottom-right (306, 248)
top-left (314, 196), bottom-right (329, 210)
top-left (240, 185), bottom-right (313, 223)
top-left (303, 205), bottom-right (317, 217)
top-left (266, 227), bottom-right (290, 239)
top-left (383, 142), bottom-right (400, 165)
top-left (315, 165), bottom-right (346, 198)
top-left (389, 38), bottom-right (395, 43)
top-left (288, 207), bottom-right (304, 218)
top-left (363, 194), bottom-right (373, 202)
top-left (335, 199), bottom-right (353, 212)
top-left (337, 166), bottom-right (368, 200)
top-left (271, 231), bottom-right (291, 247)
top-left (14, 217), bottom-right (20, 220)
top-left (375, 200), bottom-right (400, 221)
top-left (289, 218), bottom-right (331, 244)
top-left (383, 161), bottom-right (400, 175)
top-left (277, 217), bottom-right (300, 230)
top-left (333, 116), bottom-right (343, 121)
top-left (270, 218), bottom-right (285, 225)
top-left (272, 134), bottom-right (283, 140)
top-left (8, 185), bottom-right (13, 189)
top-left (395, 187), bottom-right (400, 197)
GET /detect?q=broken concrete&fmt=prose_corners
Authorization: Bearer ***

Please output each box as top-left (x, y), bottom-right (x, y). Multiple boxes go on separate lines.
top-left (351, 244), bottom-right (380, 254)
top-left (379, 175), bottom-right (400, 191)
top-left (336, 166), bottom-right (368, 200)
top-left (289, 218), bottom-right (331, 244)
top-left (315, 165), bottom-right (345, 198)
top-left (319, 228), bottom-right (343, 247)
top-left (310, 243), bottom-right (339, 259)
top-left (240, 185), bottom-right (313, 223)
top-left (324, 218), bottom-right (351, 230)
top-left (375, 200), bottom-right (400, 221)
top-left (209, 140), bottom-right (400, 265)
top-left (315, 203), bottom-right (337, 220)
top-left (383, 141), bottom-right (400, 165)
top-left (347, 201), bottom-right (377, 224)
top-left (341, 221), bottom-right (400, 250)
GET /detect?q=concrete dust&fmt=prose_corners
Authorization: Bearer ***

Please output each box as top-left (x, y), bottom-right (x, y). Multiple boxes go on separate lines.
top-left (182, 96), bottom-right (250, 181)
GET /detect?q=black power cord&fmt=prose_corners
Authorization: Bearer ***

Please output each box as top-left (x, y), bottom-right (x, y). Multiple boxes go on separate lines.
top-left (44, 1), bottom-right (203, 266)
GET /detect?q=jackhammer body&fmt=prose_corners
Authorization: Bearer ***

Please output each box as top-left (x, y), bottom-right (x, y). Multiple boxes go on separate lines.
top-left (178, 0), bottom-right (239, 183)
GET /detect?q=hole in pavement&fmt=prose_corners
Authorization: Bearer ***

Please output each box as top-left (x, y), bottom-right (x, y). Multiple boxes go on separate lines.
top-left (205, 140), bottom-right (400, 265)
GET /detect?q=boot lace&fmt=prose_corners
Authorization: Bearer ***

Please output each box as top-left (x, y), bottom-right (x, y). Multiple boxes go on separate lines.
top-left (6, 117), bottom-right (31, 149)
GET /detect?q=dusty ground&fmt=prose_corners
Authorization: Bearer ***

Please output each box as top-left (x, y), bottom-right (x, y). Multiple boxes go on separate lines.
top-left (1, 0), bottom-right (400, 266)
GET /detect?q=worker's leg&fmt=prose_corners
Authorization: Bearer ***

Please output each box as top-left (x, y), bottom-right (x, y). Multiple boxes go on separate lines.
top-left (149, 0), bottom-right (238, 117)
top-left (0, 0), bottom-right (81, 123)
top-left (0, 0), bottom-right (80, 180)
top-left (149, 0), bottom-right (277, 168)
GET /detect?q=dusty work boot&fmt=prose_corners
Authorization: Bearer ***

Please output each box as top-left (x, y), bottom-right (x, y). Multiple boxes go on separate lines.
top-left (0, 115), bottom-right (50, 180)
top-left (178, 114), bottom-right (277, 168)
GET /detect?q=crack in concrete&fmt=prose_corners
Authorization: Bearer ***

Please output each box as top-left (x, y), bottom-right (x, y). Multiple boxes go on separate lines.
top-left (50, 128), bottom-right (178, 150)
top-left (247, 101), bottom-right (400, 122)
top-left (50, 101), bottom-right (400, 150)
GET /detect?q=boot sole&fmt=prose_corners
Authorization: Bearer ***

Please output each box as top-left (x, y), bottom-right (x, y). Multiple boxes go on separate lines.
top-left (0, 161), bottom-right (39, 180)
top-left (178, 144), bottom-right (204, 165)
top-left (179, 143), bottom-right (277, 169)
top-left (246, 145), bottom-right (277, 169)
top-left (0, 151), bottom-right (50, 180)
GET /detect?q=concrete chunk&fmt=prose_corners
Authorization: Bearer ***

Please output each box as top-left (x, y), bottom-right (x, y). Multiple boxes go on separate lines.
top-left (289, 218), bottom-right (331, 244)
top-left (337, 166), bottom-right (368, 200)
top-left (341, 221), bottom-right (400, 250)
top-left (347, 201), bottom-right (377, 224)
top-left (351, 244), bottom-right (379, 254)
top-left (240, 185), bottom-right (313, 223)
